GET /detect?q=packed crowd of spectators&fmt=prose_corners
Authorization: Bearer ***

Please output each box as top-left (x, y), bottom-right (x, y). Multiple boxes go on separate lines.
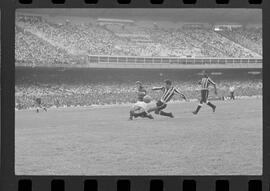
top-left (16, 25), bottom-right (73, 65)
top-left (181, 28), bottom-right (259, 58)
top-left (15, 80), bottom-right (262, 110)
top-left (15, 14), bottom-right (262, 65)
top-left (217, 27), bottom-right (262, 55)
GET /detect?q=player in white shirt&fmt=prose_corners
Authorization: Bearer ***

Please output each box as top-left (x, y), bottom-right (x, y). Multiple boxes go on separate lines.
top-left (229, 86), bottom-right (235, 100)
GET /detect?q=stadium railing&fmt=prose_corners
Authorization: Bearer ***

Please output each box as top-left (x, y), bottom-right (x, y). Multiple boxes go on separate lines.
top-left (15, 56), bottom-right (262, 68)
top-left (88, 56), bottom-right (262, 65)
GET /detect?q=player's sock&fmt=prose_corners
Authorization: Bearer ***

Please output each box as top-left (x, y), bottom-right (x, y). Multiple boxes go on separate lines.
top-left (193, 104), bottom-right (202, 114)
top-left (207, 102), bottom-right (216, 112)
top-left (44, 108), bottom-right (47, 112)
top-left (160, 111), bottom-right (173, 117)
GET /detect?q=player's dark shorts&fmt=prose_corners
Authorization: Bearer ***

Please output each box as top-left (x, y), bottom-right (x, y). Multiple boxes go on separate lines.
top-left (155, 100), bottom-right (167, 112)
top-left (200, 90), bottom-right (209, 103)
top-left (230, 92), bottom-right (235, 99)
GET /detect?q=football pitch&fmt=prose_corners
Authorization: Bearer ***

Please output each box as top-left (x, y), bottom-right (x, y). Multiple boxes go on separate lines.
top-left (15, 98), bottom-right (262, 175)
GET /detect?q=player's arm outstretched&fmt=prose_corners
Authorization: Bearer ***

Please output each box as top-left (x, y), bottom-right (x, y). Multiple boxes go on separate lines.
top-left (152, 87), bottom-right (164, 91)
top-left (174, 88), bottom-right (188, 101)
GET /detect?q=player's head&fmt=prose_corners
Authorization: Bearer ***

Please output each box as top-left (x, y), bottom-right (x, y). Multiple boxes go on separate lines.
top-left (164, 79), bottom-right (172, 89)
top-left (135, 81), bottom-right (142, 88)
top-left (202, 70), bottom-right (208, 77)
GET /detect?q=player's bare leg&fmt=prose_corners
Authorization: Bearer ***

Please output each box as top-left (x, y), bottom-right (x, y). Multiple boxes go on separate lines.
top-left (207, 101), bottom-right (216, 112)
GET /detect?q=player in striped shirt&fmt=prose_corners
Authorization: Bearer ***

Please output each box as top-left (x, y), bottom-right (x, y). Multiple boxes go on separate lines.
top-left (147, 79), bottom-right (187, 118)
top-left (192, 71), bottom-right (217, 115)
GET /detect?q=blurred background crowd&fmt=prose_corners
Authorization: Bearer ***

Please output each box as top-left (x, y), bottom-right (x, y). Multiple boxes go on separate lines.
top-left (15, 80), bottom-right (262, 110)
top-left (15, 72), bottom-right (262, 109)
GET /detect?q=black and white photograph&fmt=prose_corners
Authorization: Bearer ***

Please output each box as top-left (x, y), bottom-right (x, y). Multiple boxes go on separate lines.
top-left (15, 9), bottom-right (262, 175)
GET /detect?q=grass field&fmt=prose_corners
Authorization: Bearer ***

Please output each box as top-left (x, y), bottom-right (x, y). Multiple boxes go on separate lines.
top-left (15, 98), bottom-right (262, 175)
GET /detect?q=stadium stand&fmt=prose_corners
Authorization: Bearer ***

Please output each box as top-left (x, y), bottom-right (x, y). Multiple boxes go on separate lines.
top-left (15, 14), bottom-right (262, 66)
top-left (216, 27), bottom-right (262, 55)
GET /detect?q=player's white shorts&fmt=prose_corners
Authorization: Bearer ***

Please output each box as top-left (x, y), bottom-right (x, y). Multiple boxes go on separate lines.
top-left (133, 101), bottom-right (147, 111)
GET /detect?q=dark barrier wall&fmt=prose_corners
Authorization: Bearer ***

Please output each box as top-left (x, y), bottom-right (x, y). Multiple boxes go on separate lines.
top-left (15, 67), bottom-right (262, 85)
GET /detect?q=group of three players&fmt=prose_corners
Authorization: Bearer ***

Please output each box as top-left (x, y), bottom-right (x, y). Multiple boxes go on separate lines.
top-left (129, 70), bottom-right (217, 120)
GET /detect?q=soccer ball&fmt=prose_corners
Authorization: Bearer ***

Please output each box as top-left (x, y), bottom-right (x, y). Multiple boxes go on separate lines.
top-left (143, 95), bottom-right (152, 103)
top-left (138, 91), bottom-right (146, 97)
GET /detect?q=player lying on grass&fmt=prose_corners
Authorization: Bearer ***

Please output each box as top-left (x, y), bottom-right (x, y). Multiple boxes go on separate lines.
top-left (147, 79), bottom-right (187, 118)
top-left (129, 81), bottom-right (154, 120)
top-left (192, 70), bottom-right (217, 115)
top-left (129, 95), bottom-right (154, 120)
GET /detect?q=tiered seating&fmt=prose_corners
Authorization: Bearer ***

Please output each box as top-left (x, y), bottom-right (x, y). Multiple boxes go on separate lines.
top-left (15, 14), bottom-right (262, 66)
